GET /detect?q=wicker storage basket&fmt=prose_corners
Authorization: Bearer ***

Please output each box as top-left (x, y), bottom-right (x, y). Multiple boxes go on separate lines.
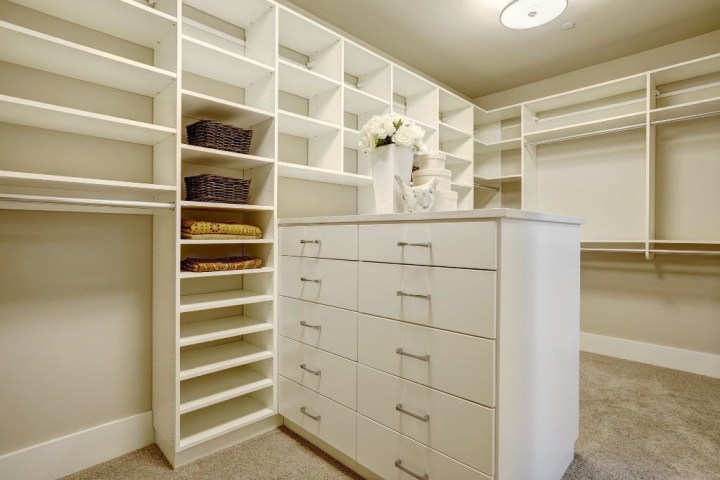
top-left (185, 174), bottom-right (251, 204)
top-left (186, 119), bottom-right (253, 154)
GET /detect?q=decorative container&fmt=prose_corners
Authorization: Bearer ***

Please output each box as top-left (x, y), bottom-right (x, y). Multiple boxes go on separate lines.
top-left (432, 190), bottom-right (458, 212)
top-left (418, 153), bottom-right (446, 170)
top-left (370, 144), bottom-right (414, 213)
top-left (184, 173), bottom-right (251, 204)
top-left (186, 119), bottom-right (253, 154)
top-left (412, 168), bottom-right (452, 191)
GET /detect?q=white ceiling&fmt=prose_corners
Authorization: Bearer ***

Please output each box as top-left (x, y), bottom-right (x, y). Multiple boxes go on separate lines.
top-left (280, 0), bottom-right (720, 99)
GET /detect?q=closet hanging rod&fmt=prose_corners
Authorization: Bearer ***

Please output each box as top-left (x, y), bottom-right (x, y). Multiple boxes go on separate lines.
top-left (651, 249), bottom-right (720, 256)
top-left (581, 248), bottom-right (646, 254)
top-left (655, 80), bottom-right (720, 99)
top-left (651, 109), bottom-right (720, 126)
top-left (0, 193), bottom-right (175, 210)
top-left (526, 123), bottom-right (645, 146)
top-left (474, 183), bottom-right (501, 191)
top-left (534, 98), bottom-right (645, 123)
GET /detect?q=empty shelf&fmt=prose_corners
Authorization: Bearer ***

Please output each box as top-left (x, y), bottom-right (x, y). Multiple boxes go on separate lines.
top-left (179, 396), bottom-right (274, 450)
top-left (0, 171), bottom-right (175, 195)
top-left (277, 162), bottom-right (372, 187)
top-left (438, 151), bottom-right (472, 166)
top-left (0, 95), bottom-right (175, 145)
top-left (344, 86), bottom-right (389, 115)
top-left (180, 200), bottom-right (274, 212)
top-left (181, 145), bottom-right (274, 171)
top-left (180, 340), bottom-right (273, 381)
top-left (179, 268), bottom-right (274, 279)
top-left (182, 90), bottom-right (274, 128)
top-left (650, 96), bottom-right (720, 124)
top-left (278, 59), bottom-right (340, 99)
top-left (524, 112), bottom-right (646, 145)
top-left (474, 137), bottom-right (522, 153)
top-left (343, 128), bottom-right (361, 151)
top-left (439, 122), bottom-right (471, 142)
top-left (180, 367), bottom-right (273, 414)
top-left (180, 290), bottom-right (273, 313)
top-left (278, 110), bottom-right (340, 138)
top-left (180, 315), bottom-right (273, 347)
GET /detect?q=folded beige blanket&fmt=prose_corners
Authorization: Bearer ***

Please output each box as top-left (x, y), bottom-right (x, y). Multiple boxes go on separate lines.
top-left (181, 256), bottom-right (264, 272)
top-left (181, 233), bottom-right (264, 240)
top-left (181, 219), bottom-right (262, 237)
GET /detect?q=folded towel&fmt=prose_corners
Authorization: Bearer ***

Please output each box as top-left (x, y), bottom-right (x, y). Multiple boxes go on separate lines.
top-left (181, 219), bottom-right (262, 237)
top-left (181, 256), bottom-right (264, 273)
top-left (181, 233), bottom-right (264, 240)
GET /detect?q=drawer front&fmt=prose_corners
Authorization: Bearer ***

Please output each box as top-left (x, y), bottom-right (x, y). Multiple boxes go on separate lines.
top-left (358, 262), bottom-right (496, 338)
top-left (279, 376), bottom-right (356, 460)
top-left (359, 222), bottom-right (496, 269)
top-left (357, 415), bottom-right (491, 480)
top-left (279, 296), bottom-right (358, 360)
top-left (358, 314), bottom-right (495, 407)
top-left (357, 365), bottom-right (494, 475)
top-left (280, 225), bottom-right (358, 260)
top-left (280, 256), bottom-right (358, 310)
top-left (279, 336), bottom-right (357, 410)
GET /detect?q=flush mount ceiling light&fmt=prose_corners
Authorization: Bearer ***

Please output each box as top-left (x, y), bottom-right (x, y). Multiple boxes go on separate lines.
top-left (500, 0), bottom-right (568, 29)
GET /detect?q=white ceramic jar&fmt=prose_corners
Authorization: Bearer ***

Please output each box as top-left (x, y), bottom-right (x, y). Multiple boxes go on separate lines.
top-left (413, 168), bottom-right (452, 192)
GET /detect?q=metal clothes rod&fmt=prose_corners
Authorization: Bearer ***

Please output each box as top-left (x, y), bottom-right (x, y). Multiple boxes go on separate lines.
top-left (581, 248), bottom-right (720, 256)
top-left (473, 184), bottom-right (501, 191)
top-left (651, 109), bottom-right (720, 126)
top-left (581, 248), bottom-right (645, 253)
top-left (655, 80), bottom-right (720, 99)
top-left (0, 193), bottom-right (175, 210)
top-left (526, 123), bottom-right (645, 146)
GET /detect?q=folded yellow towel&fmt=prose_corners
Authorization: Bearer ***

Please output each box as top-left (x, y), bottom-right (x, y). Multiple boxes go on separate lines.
top-left (181, 233), bottom-right (264, 240)
top-left (181, 219), bottom-right (262, 237)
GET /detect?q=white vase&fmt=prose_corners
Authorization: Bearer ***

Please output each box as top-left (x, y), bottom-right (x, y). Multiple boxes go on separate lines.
top-left (370, 144), bottom-right (414, 213)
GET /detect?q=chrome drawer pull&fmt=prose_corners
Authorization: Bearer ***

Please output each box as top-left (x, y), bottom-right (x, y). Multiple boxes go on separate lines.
top-left (300, 363), bottom-right (321, 376)
top-left (300, 277), bottom-right (321, 283)
top-left (396, 404), bottom-right (430, 422)
top-left (396, 348), bottom-right (430, 362)
top-left (300, 320), bottom-right (322, 331)
top-left (395, 460), bottom-right (428, 480)
top-left (397, 241), bottom-right (432, 248)
top-left (396, 290), bottom-right (431, 300)
top-left (299, 406), bottom-right (321, 421)
top-left (300, 239), bottom-right (321, 244)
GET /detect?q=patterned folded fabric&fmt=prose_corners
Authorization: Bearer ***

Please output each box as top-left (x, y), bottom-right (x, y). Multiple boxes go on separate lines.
top-left (181, 233), bottom-right (264, 240)
top-left (181, 256), bottom-right (264, 272)
top-left (181, 219), bottom-right (262, 237)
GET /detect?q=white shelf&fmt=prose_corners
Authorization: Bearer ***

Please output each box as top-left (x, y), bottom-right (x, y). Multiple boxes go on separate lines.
top-left (393, 66), bottom-right (436, 98)
top-left (180, 290), bottom-right (274, 313)
top-left (184, 0), bottom-right (274, 30)
top-left (0, 170), bottom-right (175, 195)
top-left (181, 145), bottom-right (274, 171)
top-left (182, 90), bottom-right (274, 128)
top-left (0, 94), bottom-right (175, 145)
top-left (180, 340), bottom-right (273, 381)
top-left (344, 41), bottom-right (389, 78)
top-left (180, 315), bottom-right (274, 347)
top-left (439, 122), bottom-right (472, 142)
top-left (475, 104), bottom-right (522, 124)
top-left (438, 151), bottom-right (472, 166)
top-left (180, 200), bottom-right (274, 212)
top-left (277, 162), bottom-right (372, 187)
top-left (279, 7), bottom-right (340, 58)
top-left (9, 0), bottom-right (177, 48)
top-left (650, 96), bottom-right (720, 124)
top-left (0, 21), bottom-right (176, 97)
top-left (474, 138), bottom-right (522, 153)
top-left (408, 117), bottom-right (437, 133)
top-left (344, 86), bottom-right (389, 115)
top-left (524, 112), bottom-right (646, 145)
top-left (474, 174), bottom-right (522, 184)
top-left (451, 183), bottom-right (474, 191)
top-left (278, 59), bottom-right (340, 99)
top-left (343, 128), bottom-right (361, 151)
top-left (440, 89), bottom-right (471, 114)
top-left (182, 36), bottom-right (274, 88)
top-left (180, 239), bottom-right (273, 245)
top-left (180, 368), bottom-right (273, 414)
top-left (180, 267), bottom-right (274, 279)
top-left (526, 74), bottom-right (647, 112)
top-left (179, 396), bottom-right (274, 451)
top-left (651, 53), bottom-right (720, 85)
top-left (278, 110), bottom-right (340, 138)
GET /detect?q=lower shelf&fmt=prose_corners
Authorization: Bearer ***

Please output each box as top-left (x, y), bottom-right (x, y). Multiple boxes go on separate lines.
top-left (179, 395), bottom-right (275, 451)
top-left (180, 315), bottom-right (273, 347)
top-left (180, 340), bottom-right (273, 381)
top-left (179, 289), bottom-right (274, 313)
top-left (180, 367), bottom-right (273, 414)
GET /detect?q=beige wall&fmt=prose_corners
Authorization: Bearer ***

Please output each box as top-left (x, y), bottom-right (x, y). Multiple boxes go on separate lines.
top-left (475, 31), bottom-right (720, 356)
top-left (0, 211), bottom-right (152, 454)
top-left (475, 29), bottom-right (720, 110)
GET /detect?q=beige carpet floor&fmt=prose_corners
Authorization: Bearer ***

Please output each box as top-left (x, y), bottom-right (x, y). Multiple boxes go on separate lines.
top-left (63, 353), bottom-right (720, 480)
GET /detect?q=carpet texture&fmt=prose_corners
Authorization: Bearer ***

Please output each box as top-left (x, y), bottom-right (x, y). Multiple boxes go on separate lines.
top-left (63, 353), bottom-right (720, 479)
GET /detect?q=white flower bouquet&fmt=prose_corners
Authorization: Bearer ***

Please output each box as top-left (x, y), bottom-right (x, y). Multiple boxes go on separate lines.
top-left (359, 114), bottom-right (427, 154)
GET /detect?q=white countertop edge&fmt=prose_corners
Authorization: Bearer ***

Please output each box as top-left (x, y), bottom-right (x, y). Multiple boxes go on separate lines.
top-left (278, 208), bottom-right (585, 226)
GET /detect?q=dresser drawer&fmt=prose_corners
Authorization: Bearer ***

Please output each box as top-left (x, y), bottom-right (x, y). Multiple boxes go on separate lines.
top-left (279, 296), bottom-right (357, 360)
top-left (358, 314), bottom-right (495, 406)
top-left (357, 365), bottom-right (494, 475)
top-left (279, 376), bottom-right (356, 459)
top-left (359, 221), bottom-right (496, 269)
top-left (280, 225), bottom-right (358, 260)
top-left (279, 336), bottom-right (357, 410)
top-left (358, 262), bottom-right (496, 338)
top-left (280, 256), bottom-right (358, 310)
top-left (357, 415), bottom-right (491, 480)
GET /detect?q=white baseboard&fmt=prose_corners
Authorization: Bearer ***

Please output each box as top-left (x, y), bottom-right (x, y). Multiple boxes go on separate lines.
top-left (0, 411), bottom-right (153, 480)
top-left (580, 332), bottom-right (720, 379)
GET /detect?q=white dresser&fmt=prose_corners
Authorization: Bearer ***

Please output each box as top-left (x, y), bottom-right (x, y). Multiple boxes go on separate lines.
top-left (277, 209), bottom-right (583, 480)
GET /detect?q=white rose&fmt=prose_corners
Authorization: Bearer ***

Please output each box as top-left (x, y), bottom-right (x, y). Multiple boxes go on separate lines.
top-left (373, 115), bottom-right (396, 139)
top-left (359, 128), bottom-right (376, 153)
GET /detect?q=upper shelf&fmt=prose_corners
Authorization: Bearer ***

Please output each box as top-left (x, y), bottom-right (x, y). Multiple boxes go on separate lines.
top-left (650, 96), bottom-right (720, 124)
top-left (277, 162), bottom-right (372, 187)
top-left (182, 36), bottom-right (274, 89)
top-left (278, 110), bottom-right (340, 138)
top-left (0, 94), bottom-right (176, 145)
top-left (344, 86), bottom-right (389, 115)
top-left (393, 66), bottom-right (436, 98)
top-left (525, 74), bottom-right (647, 113)
top-left (183, 0), bottom-right (273, 30)
top-left (8, 0), bottom-right (177, 48)
top-left (0, 21), bottom-right (176, 97)
top-left (0, 170), bottom-right (175, 195)
top-left (474, 137), bottom-right (522, 153)
top-left (524, 112), bottom-right (646, 145)
top-left (181, 90), bottom-right (274, 128)
top-left (278, 58), bottom-right (340, 99)
top-left (181, 145), bottom-right (274, 171)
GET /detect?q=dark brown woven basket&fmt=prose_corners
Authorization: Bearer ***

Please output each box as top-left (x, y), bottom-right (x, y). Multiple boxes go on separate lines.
top-left (185, 174), bottom-right (251, 204)
top-left (186, 119), bottom-right (253, 154)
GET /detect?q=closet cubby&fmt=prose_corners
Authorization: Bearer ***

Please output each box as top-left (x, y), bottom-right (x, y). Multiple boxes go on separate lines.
top-left (344, 41), bottom-right (391, 104)
top-left (278, 59), bottom-right (341, 124)
top-left (278, 7), bottom-right (341, 82)
top-left (392, 66), bottom-right (439, 153)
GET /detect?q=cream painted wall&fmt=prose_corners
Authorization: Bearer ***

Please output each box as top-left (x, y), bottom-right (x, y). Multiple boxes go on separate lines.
top-left (0, 211), bottom-right (152, 454)
top-left (475, 31), bottom-right (720, 357)
top-left (475, 29), bottom-right (720, 110)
